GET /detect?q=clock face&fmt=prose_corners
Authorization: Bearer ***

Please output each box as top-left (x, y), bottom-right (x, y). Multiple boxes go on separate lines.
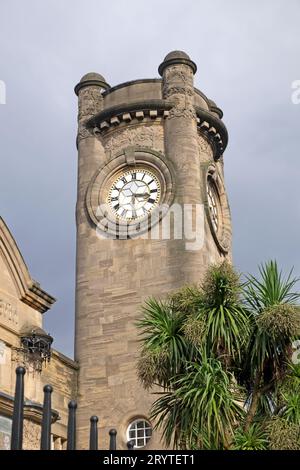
top-left (207, 180), bottom-right (219, 233)
top-left (107, 168), bottom-right (161, 220)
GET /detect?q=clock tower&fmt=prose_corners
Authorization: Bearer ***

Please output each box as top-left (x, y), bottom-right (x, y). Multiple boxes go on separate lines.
top-left (74, 51), bottom-right (231, 449)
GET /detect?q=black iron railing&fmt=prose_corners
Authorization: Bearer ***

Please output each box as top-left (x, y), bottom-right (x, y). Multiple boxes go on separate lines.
top-left (10, 366), bottom-right (134, 450)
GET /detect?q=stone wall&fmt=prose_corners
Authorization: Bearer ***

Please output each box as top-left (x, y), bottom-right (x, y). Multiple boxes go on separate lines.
top-left (0, 217), bottom-right (78, 450)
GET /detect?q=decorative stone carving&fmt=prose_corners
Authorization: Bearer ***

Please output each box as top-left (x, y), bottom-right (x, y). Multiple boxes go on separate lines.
top-left (163, 86), bottom-right (194, 99)
top-left (168, 105), bottom-right (197, 120)
top-left (197, 134), bottom-right (213, 161)
top-left (0, 299), bottom-right (18, 326)
top-left (163, 65), bottom-right (193, 82)
top-left (103, 124), bottom-right (164, 158)
top-left (163, 64), bottom-right (196, 122)
top-left (23, 419), bottom-right (41, 450)
top-left (78, 86), bottom-right (103, 141)
top-left (0, 341), bottom-right (6, 364)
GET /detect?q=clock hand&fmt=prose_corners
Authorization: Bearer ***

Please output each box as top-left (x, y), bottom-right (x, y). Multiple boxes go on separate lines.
top-left (133, 192), bottom-right (150, 199)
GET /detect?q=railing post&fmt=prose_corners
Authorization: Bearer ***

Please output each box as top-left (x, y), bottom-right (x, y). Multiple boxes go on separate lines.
top-left (127, 440), bottom-right (135, 450)
top-left (11, 366), bottom-right (26, 450)
top-left (89, 416), bottom-right (98, 450)
top-left (109, 428), bottom-right (117, 450)
top-left (67, 400), bottom-right (77, 450)
top-left (40, 385), bottom-right (53, 450)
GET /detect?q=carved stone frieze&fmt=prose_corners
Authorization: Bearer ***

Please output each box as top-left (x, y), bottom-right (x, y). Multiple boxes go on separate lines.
top-left (103, 124), bottom-right (164, 158)
top-left (162, 64), bottom-right (196, 121)
top-left (197, 134), bottom-right (213, 161)
top-left (163, 65), bottom-right (193, 82)
top-left (0, 299), bottom-right (18, 326)
top-left (163, 85), bottom-right (194, 99)
top-left (23, 419), bottom-right (41, 450)
top-left (78, 86), bottom-right (103, 141)
top-left (168, 105), bottom-right (197, 120)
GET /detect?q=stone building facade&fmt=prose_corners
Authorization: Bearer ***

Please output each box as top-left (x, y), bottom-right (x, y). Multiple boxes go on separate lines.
top-left (0, 51), bottom-right (231, 450)
top-left (0, 217), bottom-right (78, 449)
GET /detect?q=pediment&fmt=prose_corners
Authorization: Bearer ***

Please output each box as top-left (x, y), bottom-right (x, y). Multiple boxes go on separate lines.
top-left (0, 217), bottom-right (55, 313)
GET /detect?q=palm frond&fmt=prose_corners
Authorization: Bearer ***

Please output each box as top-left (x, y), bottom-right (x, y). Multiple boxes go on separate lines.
top-left (245, 261), bottom-right (300, 312)
top-left (233, 423), bottom-right (268, 450)
top-left (150, 359), bottom-right (244, 449)
top-left (200, 262), bottom-right (251, 362)
top-left (136, 298), bottom-right (194, 388)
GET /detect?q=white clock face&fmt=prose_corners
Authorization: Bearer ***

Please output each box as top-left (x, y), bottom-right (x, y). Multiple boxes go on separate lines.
top-left (107, 168), bottom-right (161, 220)
top-left (207, 180), bottom-right (219, 233)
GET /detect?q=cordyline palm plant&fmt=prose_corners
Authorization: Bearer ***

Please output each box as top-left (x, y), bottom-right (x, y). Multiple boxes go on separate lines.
top-left (136, 260), bottom-right (300, 449)
top-left (137, 261), bottom-right (249, 448)
top-left (241, 261), bottom-right (300, 431)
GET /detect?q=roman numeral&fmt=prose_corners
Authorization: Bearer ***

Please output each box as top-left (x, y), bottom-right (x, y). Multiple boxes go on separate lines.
top-left (150, 189), bottom-right (157, 193)
top-left (148, 198), bottom-right (155, 204)
top-left (111, 197), bottom-right (118, 201)
top-left (132, 173), bottom-right (136, 179)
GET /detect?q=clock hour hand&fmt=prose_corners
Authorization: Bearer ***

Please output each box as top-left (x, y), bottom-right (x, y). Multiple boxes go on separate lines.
top-left (132, 192), bottom-right (150, 200)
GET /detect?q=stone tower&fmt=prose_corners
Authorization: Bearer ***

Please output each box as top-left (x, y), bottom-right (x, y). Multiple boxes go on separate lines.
top-left (74, 51), bottom-right (231, 449)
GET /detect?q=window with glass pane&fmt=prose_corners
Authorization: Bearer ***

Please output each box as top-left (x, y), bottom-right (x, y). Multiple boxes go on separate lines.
top-left (0, 415), bottom-right (12, 450)
top-left (126, 419), bottom-right (152, 448)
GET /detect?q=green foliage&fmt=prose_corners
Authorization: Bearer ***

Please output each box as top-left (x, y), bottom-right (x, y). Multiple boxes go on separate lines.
top-left (233, 424), bottom-right (268, 450)
top-left (137, 348), bottom-right (170, 390)
top-left (245, 260), bottom-right (300, 312)
top-left (241, 261), bottom-right (300, 393)
top-left (182, 315), bottom-right (206, 348)
top-left (136, 298), bottom-right (193, 389)
top-left (257, 304), bottom-right (300, 339)
top-left (281, 393), bottom-right (300, 424)
top-left (201, 261), bottom-right (241, 308)
top-left (137, 260), bottom-right (300, 450)
top-left (278, 364), bottom-right (300, 424)
top-left (267, 417), bottom-right (300, 450)
top-left (170, 285), bottom-right (203, 316)
top-left (150, 358), bottom-right (244, 449)
top-left (199, 262), bottom-right (251, 362)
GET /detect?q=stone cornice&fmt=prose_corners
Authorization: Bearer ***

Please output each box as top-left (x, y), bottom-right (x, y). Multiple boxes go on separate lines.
top-left (87, 99), bottom-right (173, 130)
top-left (158, 57), bottom-right (197, 76)
top-left (0, 218), bottom-right (56, 313)
top-left (195, 106), bottom-right (228, 158)
top-left (74, 79), bottom-right (110, 96)
top-left (0, 391), bottom-right (59, 423)
top-left (84, 100), bottom-right (228, 159)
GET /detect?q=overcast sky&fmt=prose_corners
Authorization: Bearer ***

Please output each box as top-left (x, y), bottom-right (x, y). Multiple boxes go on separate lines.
top-left (1, 0), bottom-right (300, 357)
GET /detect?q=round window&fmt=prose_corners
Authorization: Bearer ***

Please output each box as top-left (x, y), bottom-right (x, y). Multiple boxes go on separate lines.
top-left (126, 418), bottom-right (152, 448)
